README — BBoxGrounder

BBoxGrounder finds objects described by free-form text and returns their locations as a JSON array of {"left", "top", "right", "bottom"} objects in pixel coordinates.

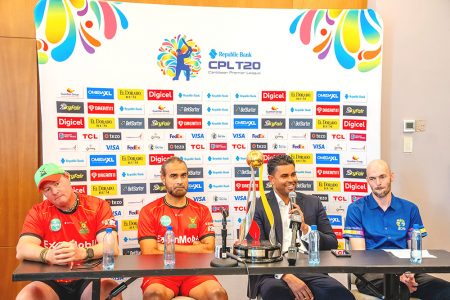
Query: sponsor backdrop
[{"left": 35, "top": 1, "right": 383, "bottom": 253}]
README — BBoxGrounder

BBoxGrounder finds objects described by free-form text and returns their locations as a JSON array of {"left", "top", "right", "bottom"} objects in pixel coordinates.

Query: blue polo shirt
[{"left": 344, "top": 193, "right": 427, "bottom": 250}]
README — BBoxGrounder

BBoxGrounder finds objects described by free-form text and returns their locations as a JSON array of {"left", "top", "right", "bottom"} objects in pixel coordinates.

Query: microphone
[
  {"left": 289, "top": 192, "right": 302, "bottom": 224},
  {"left": 210, "top": 208, "right": 238, "bottom": 267},
  {"left": 288, "top": 192, "right": 300, "bottom": 265}
]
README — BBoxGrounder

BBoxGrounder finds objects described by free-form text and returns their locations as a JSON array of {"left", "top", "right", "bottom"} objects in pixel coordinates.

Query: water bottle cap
[
  {"left": 311, "top": 225, "right": 317, "bottom": 230},
  {"left": 413, "top": 224, "right": 420, "bottom": 229},
  {"left": 106, "top": 227, "right": 112, "bottom": 233},
  {"left": 167, "top": 225, "right": 172, "bottom": 231}
]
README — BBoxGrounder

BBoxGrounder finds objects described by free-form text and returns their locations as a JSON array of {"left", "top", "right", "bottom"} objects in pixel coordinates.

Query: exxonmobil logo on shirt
[
  {"left": 43, "top": 240, "right": 97, "bottom": 249},
  {"left": 157, "top": 235, "right": 199, "bottom": 245},
  {"left": 343, "top": 181, "right": 368, "bottom": 192}
]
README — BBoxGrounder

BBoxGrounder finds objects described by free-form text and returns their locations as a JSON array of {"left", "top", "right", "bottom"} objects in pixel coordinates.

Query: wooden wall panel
[
  {"left": 294, "top": 0, "right": 367, "bottom": 8},
  {"left": 0, "top": 248, "right": 29, "bottom": 300},
  {"left": 0, "top": 0, "right": 36, "bottom": 38}
]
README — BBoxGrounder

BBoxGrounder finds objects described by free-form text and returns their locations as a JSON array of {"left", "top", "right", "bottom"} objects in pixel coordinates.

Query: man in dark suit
[{"left": 249, "top": 154, "right": 354, "bottom": 300}]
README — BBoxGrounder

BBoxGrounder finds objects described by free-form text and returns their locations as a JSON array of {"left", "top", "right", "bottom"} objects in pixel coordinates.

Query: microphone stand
[
  {"left": 211, "top": 209, "right": 238, "bottom": 267},
  {"left": 287, "top": 220, "right": 299, "bottom": 266}
]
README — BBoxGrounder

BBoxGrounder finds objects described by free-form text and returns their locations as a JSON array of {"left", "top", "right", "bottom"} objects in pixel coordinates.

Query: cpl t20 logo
[
  {"left": 157, "top": 34, "right": 201, "bottom": 81},
  {"left": 396, "top": 218, "right": 406, "bottom": 231}
]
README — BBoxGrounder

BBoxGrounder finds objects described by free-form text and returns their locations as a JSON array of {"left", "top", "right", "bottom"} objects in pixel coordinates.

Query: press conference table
[{"left": 12, "top": 250, "right": 450, "bottom": 300}]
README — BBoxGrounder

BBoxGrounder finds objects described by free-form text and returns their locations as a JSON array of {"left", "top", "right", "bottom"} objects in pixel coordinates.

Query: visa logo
[
  {"left": 327, "top": 215, "right": 343, "bottom": 226},
  {"left": 106, "top": 145, "right": 120, "bottom": 151},
  {"left": 232, "top": 133, "right": 246, "bottom": 139},
  {"left": 112, "top": 210, "right": 122, "bottom": 217},
  {"left": 191, "top": 133, "right": 205, "bottom": 139},
  {"left": 193, "top": 196, "right": 206, "bottom": 202},
  {"left": 313, "top": 144, "right": 325, "bottom": 150},
  {"left": 234, "top": 195, "right": 247, "bottom": 201}
]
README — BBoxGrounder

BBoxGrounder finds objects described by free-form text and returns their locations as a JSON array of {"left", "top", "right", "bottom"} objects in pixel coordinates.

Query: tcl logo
[
  {"left": 149, "top": 154, "right": 174, "bottom": 165},
  {"left": 343, "top": 119, "right": 367, "bottom": 130},
  {"left": 231, "top": 144, "right": 247, "bottom": 150},
  {"left": 331, "top": 134, "right": 345, "bottom": 140},
  {"left": 190, "top": 144, "right": 206, "bottom": 150},
  {"left": 82, "top": 134, "right": 99, "bottom": 140},
  {"left": 344, "top": 181, "right": 368, "bottom": 192},
  {"left": 57, "top": 117, "right": 84, "bottom": 129},
  {"left": 261, "top": 91, "right": 286, "bottom": 101},
  {"left": 147, "top": 89, "right": 173, "bottom": 100},
  {"left": 72, "top": 185, "right": 87, "bottom": 194},
  {"left": 233, "top": 206, "right": 247, "bottom": 212},
  {"left": 332, "top": 195, "right": 348, "bottom": 202}
]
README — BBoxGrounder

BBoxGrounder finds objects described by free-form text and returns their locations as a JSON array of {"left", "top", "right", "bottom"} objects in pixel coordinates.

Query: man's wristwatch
[{"left": 85, "top": 247, "right": 94, "bottom": 261}]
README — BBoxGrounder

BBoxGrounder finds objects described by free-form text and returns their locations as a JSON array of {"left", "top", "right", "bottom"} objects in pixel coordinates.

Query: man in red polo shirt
[
  {"left": 138, "top": 156, "right": 228, "bottom": 300},
  {"left": 16, "top": 163, "right": 122, "bottom": 300}
]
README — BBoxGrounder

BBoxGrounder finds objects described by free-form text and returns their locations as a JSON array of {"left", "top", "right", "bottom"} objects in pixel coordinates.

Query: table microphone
[
  {"left": 210, "top": 208, "right": 238, "bottom": 267},
  {"left": 288, "top": 191, "right": 301, "bottom": 266}
]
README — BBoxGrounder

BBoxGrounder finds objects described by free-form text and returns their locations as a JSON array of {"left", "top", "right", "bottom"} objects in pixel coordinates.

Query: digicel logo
[
  {"left": 147, "top": 89, "right": 173, "bottom": 100},
  {"left": 57, "top": 117, "right": 84, "bottom": 128},
  {"left": 149, "top": 154, "right": 174, "bottom": 165},
  {"left": 343, "top": 119, "right": 367, "bottom": 130},
  {"left": 235, "top": 180, "right": 260, "bottom": 191},
  {"left": 72, "top": 185, "right": 87, "bottom": 194},
  {"left": 316, "top": 105, "right": 340, "bottom": 116},
  {"left": 316, "top": 167, "right": 341, "bottom": 178},
  {"left": 90, "top": 169, "right": 117, "bottom": 181},
  {"left": 261, "top": 91, "right": 286, "bottom": 101},
  {"left": 344, "top": 181, "right": 368, "bottom": 192},
  {"left": 263, "top": 153, "right": 283, "bottom": 163}
]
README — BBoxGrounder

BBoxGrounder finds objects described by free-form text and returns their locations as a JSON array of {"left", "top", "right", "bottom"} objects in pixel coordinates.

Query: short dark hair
[
  {"left": 161, "top": 156, "right": 187, "bottom": 176},
  {"left": 267, "top": 154, "right": 295, "bottom": 176}
]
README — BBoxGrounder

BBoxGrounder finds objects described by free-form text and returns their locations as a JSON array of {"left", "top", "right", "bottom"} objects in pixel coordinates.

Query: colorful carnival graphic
[
  {"left": 34, "top": 0, "right": 128, "bottom": 64},
  {"left": 157, "top": 35, "right": 201, "bottom": 81},
  {"left": 290, "top": 9, "right": 382, "bottom": 72}
]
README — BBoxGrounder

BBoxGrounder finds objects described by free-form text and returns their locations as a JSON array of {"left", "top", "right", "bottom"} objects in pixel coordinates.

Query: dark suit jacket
[{"left": 248, "top": 190, "right": 338, "bottom": 298}]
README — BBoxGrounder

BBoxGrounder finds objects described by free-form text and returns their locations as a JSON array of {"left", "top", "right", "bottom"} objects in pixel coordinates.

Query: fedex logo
[
  {"left": 343, "top": 119, "right": 367, "bottom": 130},
  {"left": 149, "top": 154, "right": 174, "bottom": 165},
  {"left": 327, "top": 215, "right": 343, "bottom": 226},
  {"left": 344, "top": 181, "right": 368, "bottom": 192}
]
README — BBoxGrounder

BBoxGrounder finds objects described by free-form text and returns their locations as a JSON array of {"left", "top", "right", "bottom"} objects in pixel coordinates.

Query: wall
[{"left": 373, "top": 0, "right": 450, "bottom": 251}]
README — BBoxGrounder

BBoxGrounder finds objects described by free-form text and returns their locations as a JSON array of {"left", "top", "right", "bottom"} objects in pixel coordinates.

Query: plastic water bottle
[
  {"left": 410, "top": 224, "right": 422, "bottom": 264},
  {"left": 308, "top": 225, "right": 320, "bottom": 265},
  {"left": 102, "top": 227, "right": 115, "bottom": 270},
  {"left": 164, "top": 226, "right": 176, "bottom": 268}
]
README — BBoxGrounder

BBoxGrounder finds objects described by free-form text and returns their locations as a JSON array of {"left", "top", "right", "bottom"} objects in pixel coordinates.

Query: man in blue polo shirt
[{"left": 344, "top": 159, "right": 450, "bottom": 300}]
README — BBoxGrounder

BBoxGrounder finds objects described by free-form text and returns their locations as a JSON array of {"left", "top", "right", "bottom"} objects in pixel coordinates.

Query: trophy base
[{"left": 233, "top": 240, "right": 282, "bottom": 263}]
